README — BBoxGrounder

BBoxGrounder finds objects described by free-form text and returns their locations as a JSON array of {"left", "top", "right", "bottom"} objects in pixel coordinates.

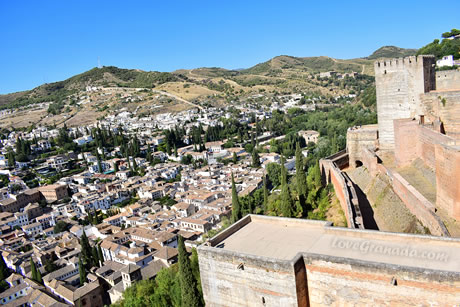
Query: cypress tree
[
  {"left": 7, "top": 151, "right": 15, "bottom": 168},
  {"left": 78, "top": 257, "right": 86, "bottom": 286},
  {"left": 280, "top": 156, "right": 294, "bottom": 217},
  {"left": 36, "top": 268, "right": 43, "bottom": 284},
  {"left": 178, "top": 236, "right": 201, "bottom": 307},
  {"left": 252, "top": 149, "right": 260, "bottom": 168},
  {"left": 0, "top": 255, "right": 8, "bottom": 280},
  {"left": 97, "top": 245, "right": 104, "bottom": 266},
  {"left": 295, "top": 142, "right": 307, "bottom": 200},
  {"left": 96, "top": 151, "right": 103, "bottom": 173},
  {"left": 263, "top": 176, "right": 269, "bottom": 213},
  {"left": 30, "top": 258, "right": 37, "bottom": 281},
  {"left": 92, "top": 246, "right": 99, "bottom": 267},
  {"left": 230, "top": 173, "right": 241, "bottom": 223},
  {"left": 79, "top": 231, "right": 92, "bottom": 265},
  {"left": 232, "top": 152, "right": 237, "bottom": 164}
]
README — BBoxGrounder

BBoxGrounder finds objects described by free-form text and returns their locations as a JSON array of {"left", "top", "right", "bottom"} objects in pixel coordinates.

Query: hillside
[
  {"left": 242, "top": 55, "right": 374, "bottom": 75},
  {"left": 367, "top": 46, "right": 417, "bottom": 60},
  {"left": 0, "top": 67, "right": 183, "bottom": 110},
  {"left": 0, "top": 45, "right": 416, "bottom": 129}
]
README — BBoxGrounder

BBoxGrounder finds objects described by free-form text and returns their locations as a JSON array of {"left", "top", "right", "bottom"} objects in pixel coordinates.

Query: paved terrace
[{"left": 210, "top": 215, "right": 460, "bottom": 273}]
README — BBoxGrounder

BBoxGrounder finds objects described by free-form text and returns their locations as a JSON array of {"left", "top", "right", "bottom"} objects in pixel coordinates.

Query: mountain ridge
[{"left": 0, "top": 46, "right": 416, "bottom": 109}]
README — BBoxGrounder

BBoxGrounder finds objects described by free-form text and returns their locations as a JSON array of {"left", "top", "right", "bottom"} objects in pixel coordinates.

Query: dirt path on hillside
[{"left": 152, "top": 89, "right": 203, "bottom": 110}]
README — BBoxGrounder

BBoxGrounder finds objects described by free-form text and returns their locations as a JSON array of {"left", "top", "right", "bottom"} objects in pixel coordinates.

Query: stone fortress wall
[
  {"left": 198, "top": 215, "right": 460, "bottom": 306},
  {"left": 347, "top": 56, "right": 460, "bottom": 226}
]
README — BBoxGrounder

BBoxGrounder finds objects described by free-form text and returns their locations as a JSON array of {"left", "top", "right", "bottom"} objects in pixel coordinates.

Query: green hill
[
  {"left": 367, "top": 46, "right": 417, "bottom": 60},
  {"left": 0, "top": 67, "right": 181, "bottom": 110}
]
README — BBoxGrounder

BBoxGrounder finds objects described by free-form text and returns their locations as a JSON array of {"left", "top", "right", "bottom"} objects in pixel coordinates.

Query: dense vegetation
[
  {"left": 417, "top": 29, "right": 460, "bottom": 60},
  {"left": 113, "top": 237, "right": 203, "bottom": 307}
]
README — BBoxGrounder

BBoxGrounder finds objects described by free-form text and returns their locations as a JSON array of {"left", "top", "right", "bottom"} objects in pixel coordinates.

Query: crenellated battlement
[{"left": 374, "top": 55, "right": 435, "bottom": 74}]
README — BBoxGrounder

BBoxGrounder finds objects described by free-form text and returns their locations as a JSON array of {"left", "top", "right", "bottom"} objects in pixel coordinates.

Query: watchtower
[{"left": 374, "top": 55, "right": 436, "bottom": 150}]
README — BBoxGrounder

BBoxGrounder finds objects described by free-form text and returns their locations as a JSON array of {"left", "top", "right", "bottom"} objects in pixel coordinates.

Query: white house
[{"left": 436, "top": 55, "right": 455, "bottom": 67}]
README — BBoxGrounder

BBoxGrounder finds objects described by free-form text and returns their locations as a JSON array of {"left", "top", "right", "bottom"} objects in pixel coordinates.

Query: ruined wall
[
  {"left": 303, "top": 255, "right": 460, "bottom": 306},
  {"left": 346, "top": 125, "right": 378, "bottom": 169},
  {"left": 375, "top": 56, "right": 436, "bottom": 151},
  {"left": 435, "top": 144, "right": 460, "bottom": 220},
  {"left": 197, "top": 247, "right": 301, "bottom": 307},
  {"left": 436, "top": 69, "right": 460, "bottom": 91}
]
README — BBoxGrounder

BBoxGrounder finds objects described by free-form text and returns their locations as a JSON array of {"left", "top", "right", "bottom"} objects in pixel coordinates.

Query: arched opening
[{"left": 355, "top": 160, "right": 363, "bottom": 168}]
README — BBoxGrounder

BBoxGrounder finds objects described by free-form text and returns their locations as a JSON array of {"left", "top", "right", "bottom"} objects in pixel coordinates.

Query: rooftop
[{"left": 208, "top": 215, "right": 460, "bottom": 273}]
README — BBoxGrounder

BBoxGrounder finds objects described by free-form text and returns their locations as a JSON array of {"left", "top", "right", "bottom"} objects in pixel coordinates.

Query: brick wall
[
  {"left": 198, "top": 247, "right": 300, "bottom": 307},
  {"left": 435, "top": 69, "right": 460, "bottom": 91},
  {"left": 320, "top": 158, "right": 353, "bottom": 228},
  {"left": 435, "top": 144, "right": 460, "bottom": 220},
  {"left": 304, "top": 256, "right": 460, "bottom": 306}
]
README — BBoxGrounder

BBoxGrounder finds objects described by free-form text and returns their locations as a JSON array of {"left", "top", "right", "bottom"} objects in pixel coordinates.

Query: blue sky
[{"left": 0, "top": 0, "right": 458, "bottom": 94}]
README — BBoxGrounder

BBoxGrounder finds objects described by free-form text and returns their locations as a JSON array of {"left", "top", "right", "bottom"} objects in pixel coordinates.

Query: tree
[
  {"left": 79, "top": 257, "right": 86, "bottom": 285},
  {"left": 92, "top": 246, "right": 100, "bottom": 267},
  {"left": 97, "top": 244, "right": 104, "bottom": 267},
  {"left": 251, "top": 149, "right": 260, "bottom": 168},
  {"left": 266, "top": 162, "right": 281, "bottom": 188},
  {"left": 79, "top": 231, "right": 92, "bottom": 266},
  {"left": 30, "top": 258, "right": 37, "bottom": 281},
  {"left": 230, "top": 173, "right": 241, "bottom": 223},
  {"left": 36, "top": 268, "right": 43, "bottom": 284},
  {"left": 7, "top": 151, "right": 15, "bottom": 168},
  {"left": 263, "top": 176, "right": 269, "bottom": 213},
  {"left": 295, "top": 142, "right": 307, "bottom": 200},
  {"left": 232, "top": 152, "right": 237, "bottom": 164},
  {"left": 53, "top": 221, "right": 69, "bottom": 233},
  {"left": 0, "top": 255, "right": 9, "bottom": 280},
  {"left": 178, "top": 236, "right": 201, "bottom": 307},
  {"left": 280, "top": 157, "right": 294, "bottom": 217},
  {"left": 96, "top": 151, "right": 103, "bottom": 173}
]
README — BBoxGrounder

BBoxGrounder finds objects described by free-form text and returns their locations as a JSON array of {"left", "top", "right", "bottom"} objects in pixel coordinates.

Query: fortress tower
[{"left": 374, "top": 55, "right": 436, "bottom": 150}]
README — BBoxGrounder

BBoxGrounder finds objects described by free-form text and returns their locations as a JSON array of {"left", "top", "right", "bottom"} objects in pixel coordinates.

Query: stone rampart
[
  {"left": 346, "top": 125, "right": 378, "bottom": 169},
  {"left": 393, "top": 118, "right": 460, "bottom": 221},
  {"left": 357, "top": 146, "right": 449, "bottom": 236},
  {"left": 435, "top": 144, "right": 460, "bottom": 220},
  {"left": 198, "top": 215, "right": 460, "bottom": 306},
  {"left": 436, "top": 69, "right": 460, "bottom": 91},
  {"left": 198, "top": 247, "right": 301, "bottom": 307},
  {"left": 320, "top": 152, "right": 363, "bottom": 229},
  {"left": 421, "top": 90, "right": 460, "bottom": 139},
  {"left": 304, "top": 254, "right": 460, "bottom": 306}
]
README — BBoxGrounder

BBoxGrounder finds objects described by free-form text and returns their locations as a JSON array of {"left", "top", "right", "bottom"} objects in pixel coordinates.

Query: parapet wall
[
  {"left": 420, "top": 90, "right": 460, "bottom": 139},
  {"left": 436, "top": 69, "right": 460, "bottom": 91},
  {"left": 346, "top": 125, "right": 378, "bottom": 169},
  {"left": 198, "top": 215, "right": 460, "bottom": 307},
  {"left": 198, "top": 247, "right": 301, "bottom": 307},
  {"left": 393, "top": 119, "right": 460, "bottom": 221},
  {"left": 304, "top": 254, "right": 460, "bottom": 306},
  {"left": 320, "top": 151, "right": 362, "bottom": 229},
  {"left": 435, "top": 144, "right": 460, "bottom": 220},
  {"left": 358, "top": 146, "right": 450, "bottom": 236}
]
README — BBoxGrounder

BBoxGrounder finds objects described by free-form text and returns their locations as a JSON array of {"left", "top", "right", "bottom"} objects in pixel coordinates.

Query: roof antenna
[{"left": 98, "top": 56, "right": 102, "bottom": 69}]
